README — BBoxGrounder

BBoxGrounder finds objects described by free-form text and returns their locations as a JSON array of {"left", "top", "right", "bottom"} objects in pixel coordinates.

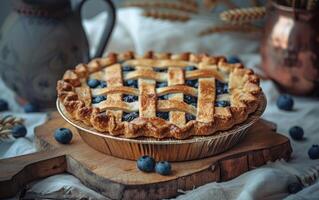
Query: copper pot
[{"left": 261, "top": 1, "right": 319, "bottom": 96}]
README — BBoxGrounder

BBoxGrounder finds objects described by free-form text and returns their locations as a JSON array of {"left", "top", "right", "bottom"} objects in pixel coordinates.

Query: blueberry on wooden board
[
  {"left": 155, "top": 161, "right": 172, "bottom": 175},
  {"left": 137, "top": 155, "right": 156, "bottom": 172},
  {"left": 54, "top": 128, "right": 73, "bottom": 144}
]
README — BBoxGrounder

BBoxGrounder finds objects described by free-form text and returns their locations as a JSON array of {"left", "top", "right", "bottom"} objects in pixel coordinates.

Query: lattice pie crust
[{"left": 57, "top": 52, "right": 262, "bottom": 139}]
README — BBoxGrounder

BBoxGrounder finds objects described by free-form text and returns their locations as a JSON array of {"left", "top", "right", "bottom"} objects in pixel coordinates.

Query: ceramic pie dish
[{"left": 56, "top": 51, "right": 265, "bottom": 161}]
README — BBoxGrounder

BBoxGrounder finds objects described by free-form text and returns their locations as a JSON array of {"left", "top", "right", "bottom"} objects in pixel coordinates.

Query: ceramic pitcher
[{"left": 0, "top": 0, "right": 115, "bottom": 109}]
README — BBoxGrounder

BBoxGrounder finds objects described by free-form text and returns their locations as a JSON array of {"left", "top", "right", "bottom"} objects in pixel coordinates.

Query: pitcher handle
[{"left": 79, "top": 0, "right": 116, "bottom": 58}]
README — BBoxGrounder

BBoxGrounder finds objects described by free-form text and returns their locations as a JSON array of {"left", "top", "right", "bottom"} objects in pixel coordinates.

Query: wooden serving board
[{"left": 0, "top": 112, "right": 292, "bottom": 200}]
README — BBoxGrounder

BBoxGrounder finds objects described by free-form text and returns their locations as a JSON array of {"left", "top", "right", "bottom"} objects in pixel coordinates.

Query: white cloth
[{"left": 1, "top": 8, "right": 319, "bottom": 200}]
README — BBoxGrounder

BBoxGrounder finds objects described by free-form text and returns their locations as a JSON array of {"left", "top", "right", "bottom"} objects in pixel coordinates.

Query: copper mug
[{"left": 261, "top": 1, "right": 319, "bottom": 96}]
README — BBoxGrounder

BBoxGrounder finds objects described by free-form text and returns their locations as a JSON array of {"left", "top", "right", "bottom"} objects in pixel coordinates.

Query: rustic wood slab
[{"left": 0, "top": 112, "right": 292, "bottom": 199}]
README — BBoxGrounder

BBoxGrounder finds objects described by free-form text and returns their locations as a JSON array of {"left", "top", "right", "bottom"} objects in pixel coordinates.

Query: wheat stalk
[
  {"left": 143, "top": 10, "right": 191, "bottom": 22},
  {"left": 0, "top": 115, "right": 24, "bottom": 140},
  {"left": 220, "top": 6, "right": 266, "bottom": 24},
  {"left": 124, "top": 0, "right": 198, "bottom": 13},
  {"left": 199, "top": 24, "right": 261, "bottom": 36}
]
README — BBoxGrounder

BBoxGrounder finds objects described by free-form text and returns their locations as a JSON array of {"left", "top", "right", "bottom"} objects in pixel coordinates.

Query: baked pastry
[{"left": 57, "top": 51, "right": 262, "bottom": 139}]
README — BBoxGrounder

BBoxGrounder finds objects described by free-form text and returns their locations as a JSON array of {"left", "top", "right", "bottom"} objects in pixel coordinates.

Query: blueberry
[
  {"left": 185, "top": 66, "right": 196, "bottom": 71},
  {"left": 153, "top": 68, "right": 167, "bottom": 73},
  {"left": 227, "top": 55, "right": 241, "bottom": 64},
  {"left": 277, "top": 94, "right": 294, "bottom": 111},
  {"left": 288, "top": 182, "right": 303, "bottom": 194},
  {"left": 122, "top": 112, "right": 139, "bottom": 122},
  {"left": 0, "top": 99, "right": 9, "bottom": 111},
  {"left": 215, "top": 101, "right": 230, "bottom": 107},
  {"left": 216, "top": 80, "right": 228, "bottom": 94},
  {"left": 158, "top": 94, "right": 169, "bottom": 100},
  {"left": 308, "top": 145, "right": 319, "bottom": 159},
  {"left": 123, "top": 94, "right": 138, "bottom": 102},
  {"left": 289, "top": 126, "right": 304, "bottom": 140},
  {"left": 122, "top": 65, "right": 135, "bottom": 72},
  {"left": 186, "top": 113, "right": 196, "bottom": 122},
  {"left": 24, "top": 103, "right": 39, "bottom": 113},
  {"left": 156, "top": 82, "right": 168, "bottom": 88},
  {"left": 155, "top": 161, "right": 172, "bottom": 175},
  {"left": 12, "top": 125, "right": 27, "bottom": 138},
  {"left": 184, "top": 95, "right": 197, "bottom": 107},
  {"left": 124, "top": 79, "right": 138, "bottom": 88},
  {"left": 156, "top": 112, "right": 169, "bottom": 120},
  {"left": 92, "top": 96, "right": 107, "bottom": 104},
  {"left": 98, "top": 81, "right": 107, "bottom": 88},
  {"left": 137, "top": 155, "right": 156, "bottom": 172},
  {"left": 87, "top": 79, "right": 100, "bottom": 88},
  {"left": 185, "top": 79, "right": 198, "bottom": 88},
  {"left": 54, "top": 128, "right": 73, "bottom": 144}
]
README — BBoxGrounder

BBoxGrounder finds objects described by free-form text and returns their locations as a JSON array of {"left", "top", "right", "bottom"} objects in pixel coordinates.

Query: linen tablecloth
[{"left": 1, "top": 8, "right": 319, "bottom": 200}]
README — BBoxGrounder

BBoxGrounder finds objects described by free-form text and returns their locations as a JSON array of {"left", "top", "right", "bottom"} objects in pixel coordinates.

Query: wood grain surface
[{"left": 0, "top": 112, "right": 292, "bottom": 199}]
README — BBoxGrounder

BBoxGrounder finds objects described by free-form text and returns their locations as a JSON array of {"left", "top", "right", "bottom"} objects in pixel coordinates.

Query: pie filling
[{"left": 88, "top": 65, "right": 231, "bottom": 122}]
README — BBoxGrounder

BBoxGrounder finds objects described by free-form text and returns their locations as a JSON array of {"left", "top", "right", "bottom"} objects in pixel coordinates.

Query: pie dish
[{"left": 57, "top": 51, "right": 262, "bottom": 139}]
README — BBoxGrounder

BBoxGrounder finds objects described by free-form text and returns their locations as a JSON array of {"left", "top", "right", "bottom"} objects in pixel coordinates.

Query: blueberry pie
[{"left": 57, "top": 51, "right": 262, "bottom": 139}]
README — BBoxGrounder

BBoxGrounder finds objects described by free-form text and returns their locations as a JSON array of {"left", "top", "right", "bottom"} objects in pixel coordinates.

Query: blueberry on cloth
[
  {"left": 87, "top": 79, "right": 100, "bottom": 88},
  {"left": 54, "top": 128, "right": 73, "bottom": 144},
  {"left": 155, "top": 161, "right": 172, "bottom": 175},
  {"left": 156, "top": 112, "right": 169, "bottom": 120},
  {"left": 24, "top": 103, "right": 39, "bottom": 113},
  {"left": 308, "top": 145, "right": 319, "bottom": 159},
  {"left": 215, "top": 101, "right": 230, "bottom": 107},
  {"left": 137, "top": 155, "right": 156, "bottom": 172},
  {"left": 277, "top": 94, "right": 294, "bottom": 111},
  {"left": 289, "top": 126, "right": 304, "bottom": 140},
  {"left": 227, "top": 55, "right": 241, "bottom": 64},
  {"left": 124, "top": 79, "right": 138, "bottom": 88},
  {"left": 185, "top": 79, "right": 198, "bottom": 88},
  {"left": 92, "top": 96, "right": 107, "bottom": 104},
  {"left": 186, "top": 113, "right": 196, "bottom": 122},
  {"left": 12, "top": 125, "right": 27, "bottom": 138},
  {"left": 288, "top": 182, "right": 303, "bottom": 194},
  {"left": 184, "top": 66, "right": 196, "bottom": 71},
  {"left": 123, "top": 94, "right": 138, "bottom": 103},
  {"left": 156, "top": 81, "right": 168, "bottom": 88},
  {"left": 122, "top": 112, "right": 139, "bottom": 122},
  {"left": 122, "top": 65, "right": 135, "bottom": 72},
  {"left": 0, "top": 99, "right": 9, "bottom": 111}
]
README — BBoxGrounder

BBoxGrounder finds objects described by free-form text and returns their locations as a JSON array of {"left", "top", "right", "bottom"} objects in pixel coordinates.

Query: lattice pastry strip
[{"left": 168, "top": 67, "right": 185, "bottom": 127}]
